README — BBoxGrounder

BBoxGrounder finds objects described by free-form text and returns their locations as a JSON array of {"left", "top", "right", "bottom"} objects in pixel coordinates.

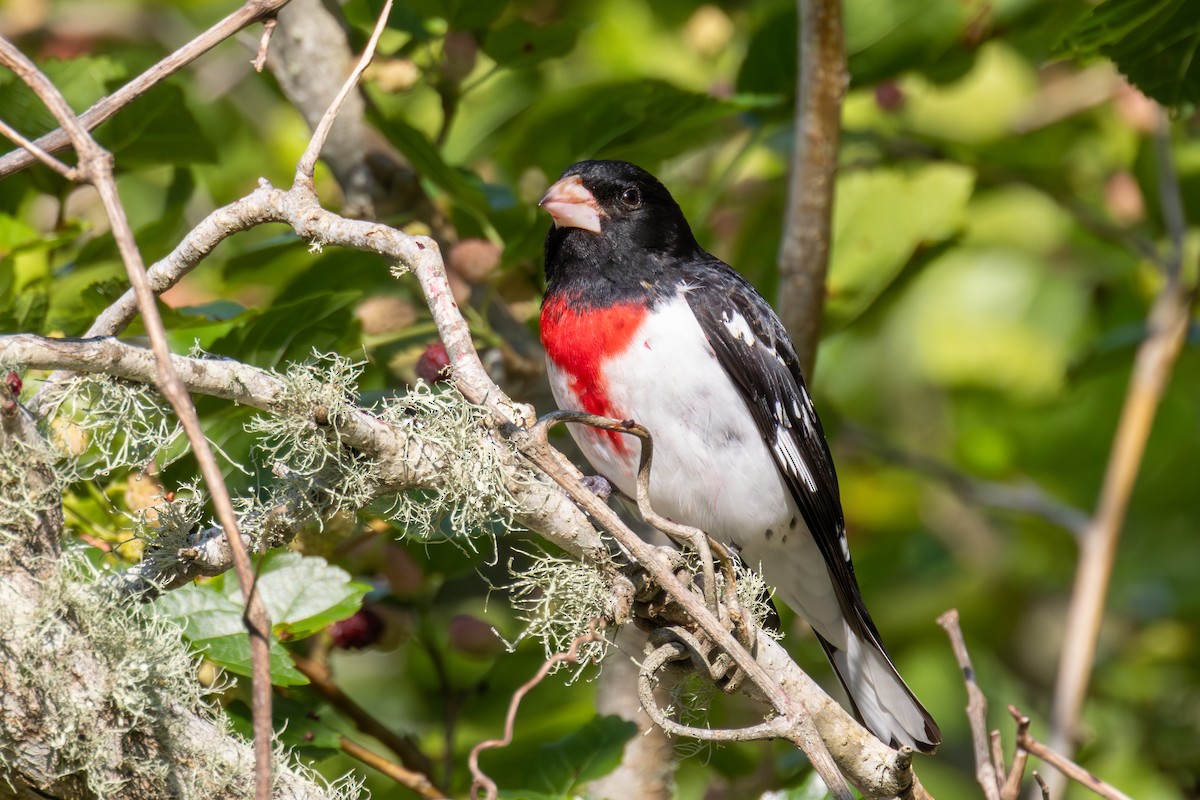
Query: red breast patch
[{"left": 540, "top": 294, "right": 648, "bottom": 455}]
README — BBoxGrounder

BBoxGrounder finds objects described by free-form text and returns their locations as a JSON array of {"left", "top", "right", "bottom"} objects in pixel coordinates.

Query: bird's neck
[{"left": 543, "top": 227, "right": 690, "bottom": 309}]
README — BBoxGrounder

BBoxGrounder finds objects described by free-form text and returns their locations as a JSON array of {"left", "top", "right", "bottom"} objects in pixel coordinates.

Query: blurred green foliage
[{"left": 2, "top": 0, "right": 1199, "bottom": 798}]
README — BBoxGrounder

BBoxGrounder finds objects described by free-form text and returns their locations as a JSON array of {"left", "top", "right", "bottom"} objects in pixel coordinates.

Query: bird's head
[{"left": 540, "top": 160, "right": 697, "bottom": 257}]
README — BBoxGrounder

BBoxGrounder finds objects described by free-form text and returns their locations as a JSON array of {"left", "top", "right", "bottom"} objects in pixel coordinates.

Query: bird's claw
[{"left": 581, "top": 474, "right": 613, "bottom": 500}]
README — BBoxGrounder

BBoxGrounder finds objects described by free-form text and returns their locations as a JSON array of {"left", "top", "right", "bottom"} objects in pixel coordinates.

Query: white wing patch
[
  {"left": 722, "top": 310, "right": 756, "bottom": 347},
  {"left": 773, "top": 426, "right": 817, "bottom": 494}
]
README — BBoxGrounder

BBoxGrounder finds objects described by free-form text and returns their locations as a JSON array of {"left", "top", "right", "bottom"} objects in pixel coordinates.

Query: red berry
[
  {"left": 329, "top": 607, "right": 385, "bottom": 649},
  {"left": 874, "top": 81, "right": 905, "bottom": 112},
  {"left": 416, "top": 342, "right": 451, "bottom": 383},
  {"left": 5, "top": 372, "right": 20, "bottom": 397}
]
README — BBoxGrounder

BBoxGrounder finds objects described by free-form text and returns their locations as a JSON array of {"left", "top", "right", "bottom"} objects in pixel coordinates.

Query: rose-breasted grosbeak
[{"left": 538, "top": 160, "right": 940, "bottom": 754}]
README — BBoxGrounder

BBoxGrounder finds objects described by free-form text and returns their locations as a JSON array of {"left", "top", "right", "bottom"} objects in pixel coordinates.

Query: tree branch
[
  {"left": 0, "top": 0, "right": 293, "bottom": 179},
  {"left": 0, "top": 34, "right": 278, "bottom": 798},
  {"left": 1046, "top": 107, "right": 1198, "bottom": 779},
  {"left": 777, "top": 0, "right": 847, "bottom": 376}
]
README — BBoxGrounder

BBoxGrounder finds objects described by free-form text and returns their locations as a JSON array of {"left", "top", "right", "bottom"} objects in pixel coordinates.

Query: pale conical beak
[{"left": 539, "top": 174, "right": 602, "bottom": 233}]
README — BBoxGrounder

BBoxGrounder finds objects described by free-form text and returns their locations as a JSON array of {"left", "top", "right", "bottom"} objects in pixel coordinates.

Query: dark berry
[
  {"left": 449, "top": 614, "right": 502, "bottom": 659},
  {"left": 5, "top": 372, "right": 20, "bottom": 397},
  {"left": 874, "top": 81, "right": 905, "bottom": 112},
  {"left": 329, "top": 607, "right": 385, "bottom": 649},
  {"left": 416, "top": 342, "right": 451, "bottom": 383}
]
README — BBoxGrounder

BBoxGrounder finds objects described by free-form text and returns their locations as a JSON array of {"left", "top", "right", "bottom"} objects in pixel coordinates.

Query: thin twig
[
  {"left": 293, "top": 0, "right": 393, "bottom": 185},
  {"left": 637, "top": 639, "right": 788, "bottom": 741},
  {"left": 252, "top": 17, "right": 279, "bottom": 72},
  {"left": 468, "top": 624, "right": 608, "bottom": 800},
  {"left": 777, "top": 0, "right": 847, "bottom": 376},
  {"left": 1047, "top": 106, "right": 1197, "bottom": 771},
  {"left": 0, "top": 36, "right": 275, "bottom": 800},
  {"left": 339, "top": 736, "right": 447, "bottom": 800},
  {"left": 1010, "top": 707, "right": 1135, "bottom": 800},
  {"left": 1001, "top": 711, "right": 1030, "bottom": 800},
  {"left": 0, "top": 117, "right": 78, "bottom": 179},
  {"left": 0, "top": 0, "right": 293, "bottom": 178},
  {"left": 937, "top": 610, "right": 1001, "bottom": 800},
  {"left": 292, "top": 654, "right": 436, "bottom": 780}
]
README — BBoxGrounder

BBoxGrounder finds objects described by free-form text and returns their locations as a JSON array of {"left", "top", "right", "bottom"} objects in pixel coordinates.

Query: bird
[{"left": 537, "top": 159, "right": 941, "bottom": 754}]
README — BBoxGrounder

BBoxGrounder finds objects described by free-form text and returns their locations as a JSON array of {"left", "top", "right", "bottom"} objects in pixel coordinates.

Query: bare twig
[
  {"left": 0, "top": 117, "right": 79, "bottom": 179},
  {"left": 937, "top": 610, "right": 1001, "bottom": 800},
  {"left": 0, "top": 36, "right": 275, "bottom": 799},
  {"left": 1010, "top": 707, "right": 1135, "bottom": 800},
  {"left": 1032, "top": 772, "right": 1050, "bottom": 800},
  {"left": 0, "top": 0, "right": 293, "bottom": 179},
  {"left": 469, "top": 624, "right": 608, "bottom": 800},
  {"left": 339, "top": 736, "right": 446, "bottom": 800},
  {"left": 292, "top": 654, "right": 435, "bottom": 782},
  {"left": 637, "top": 639, "right": 788, "bottom": 741},
  {"left": 1001, "top": 711, "right": 1030, "bottom": 800},
  {"left": 777, "top": 0, "right": 847, "bottom": 376},
  {"left": 1047, "top": 107, "right": 1198, "bottom": 773},
  {"left": 293, "top": 0, "right": 393, "bottom": 186},
  {"left": 252, "top": 17, "right": 279, "bottom": 72}
]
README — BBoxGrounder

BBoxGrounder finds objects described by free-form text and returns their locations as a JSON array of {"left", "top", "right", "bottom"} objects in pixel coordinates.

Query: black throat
[{"left": 543, "top": 221, "right": 700, "bottom": 310}]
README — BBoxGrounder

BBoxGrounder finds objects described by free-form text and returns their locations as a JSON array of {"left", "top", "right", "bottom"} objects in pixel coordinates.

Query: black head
[{"left": 540, "top": 161, "right": 700, "bottom": 293}]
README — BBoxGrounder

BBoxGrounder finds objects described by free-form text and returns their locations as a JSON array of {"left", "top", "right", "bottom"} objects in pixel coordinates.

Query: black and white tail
[{"left": 813, "top": 622, "right": 941, "bottom": 753}]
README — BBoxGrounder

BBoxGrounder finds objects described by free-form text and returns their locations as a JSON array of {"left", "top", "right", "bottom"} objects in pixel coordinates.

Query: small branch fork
[
  {"left": 0, "top": 0, "right": 295, "bottom": 179},
  {"left": 938, "top": 610, "right": 1135, "bottom": 800},
  {"left": 468, "top": 623, "right": 609, "bottom": 800}
]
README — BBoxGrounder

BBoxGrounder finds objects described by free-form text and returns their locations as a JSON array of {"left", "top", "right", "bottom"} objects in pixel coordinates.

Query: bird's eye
[{"left": 621, "top": 187, "right": 641, "bottom": 207}]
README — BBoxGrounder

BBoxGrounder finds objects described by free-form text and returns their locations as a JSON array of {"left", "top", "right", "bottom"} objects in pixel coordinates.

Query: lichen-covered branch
[{"left": 0, "top": 379, "right": 350, "bottom": 800}]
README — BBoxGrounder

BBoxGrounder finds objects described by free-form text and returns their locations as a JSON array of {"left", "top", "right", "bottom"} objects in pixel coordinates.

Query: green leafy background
[{"left": 3, "top": 0, "right": 1199, "bottom": 797}]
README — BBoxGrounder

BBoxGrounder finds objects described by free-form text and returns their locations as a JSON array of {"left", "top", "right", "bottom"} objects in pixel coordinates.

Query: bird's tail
[{"left": 814, "top": 626, "right": 941, "bottom": 754}]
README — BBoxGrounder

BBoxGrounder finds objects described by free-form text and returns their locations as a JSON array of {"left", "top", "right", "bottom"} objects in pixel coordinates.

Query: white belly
[{"left": 546, "top": 295, "right": 792, "bottom": 546}]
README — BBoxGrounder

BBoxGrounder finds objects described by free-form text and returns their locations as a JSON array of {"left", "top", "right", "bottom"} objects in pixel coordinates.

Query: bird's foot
[{"left": 580, "top": 474, "right": 613, "bottom": 500}]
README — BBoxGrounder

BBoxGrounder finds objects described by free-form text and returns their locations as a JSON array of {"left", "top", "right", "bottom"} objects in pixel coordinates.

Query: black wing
[{"left": 682, "top": 257, "right": 880, "bottom": 642}]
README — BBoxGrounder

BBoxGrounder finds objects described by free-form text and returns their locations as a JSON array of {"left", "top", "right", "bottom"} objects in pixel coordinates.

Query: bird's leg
[
  {"left": 530, "top": 409, "right": 723, "bottom": 616},
  {"left": 708, "top": 539, "right": 756, "bottom": 660}
]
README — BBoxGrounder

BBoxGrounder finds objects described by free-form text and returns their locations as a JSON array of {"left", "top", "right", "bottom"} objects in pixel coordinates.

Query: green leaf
[
  {"left": 1059, "top": 0, "right": 1200, "bottom": 110},
  {"left": 491, "top": 80, "right": 776, "bottom": 177},
  {"left": 827, "top": 163, "right": 976, "bottom": 328},
  {"left": 208, "top": 291, "right": 360, "bottom": 368},
  {"left": 98, "top": 83, "right": 218, "bottom": 166},
  {"left": 194, "top": 633, "right": 309, "bottom": 686},
  {"left": 0, "top": 55, "right": 126, "bottom": 137},
  {"left": 490, "top": 715, "right": 637, "bottom": 795},
  {"left": 218, "top": 551, "right": 371, "bottom": 640},
  {"left": 737, "top": 0, "right": 974, "bottom": 96},
  {"left": 481, "top": 17, "right": 579, "bottom": 68},
  {"left": 364, "top": 98, "right": 492, "bottom": 220},
  {"left": 154, "top": 583, "right": 309, "bottom": 686},
  {"left": 0, "top": 213, "right": 38, "bottom": 256}
]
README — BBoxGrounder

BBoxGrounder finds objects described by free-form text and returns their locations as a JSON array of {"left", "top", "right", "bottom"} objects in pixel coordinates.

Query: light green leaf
[
  {"left": 827, "top": 162, "right": 975, "bottom": 327},
  {"left": 216, "top": 551, "right": 372, "bottom": 639}
]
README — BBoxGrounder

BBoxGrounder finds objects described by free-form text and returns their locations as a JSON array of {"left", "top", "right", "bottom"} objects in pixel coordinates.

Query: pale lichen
[{"left": 504, "top": 548, "right": 612, "bottom": 680}]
